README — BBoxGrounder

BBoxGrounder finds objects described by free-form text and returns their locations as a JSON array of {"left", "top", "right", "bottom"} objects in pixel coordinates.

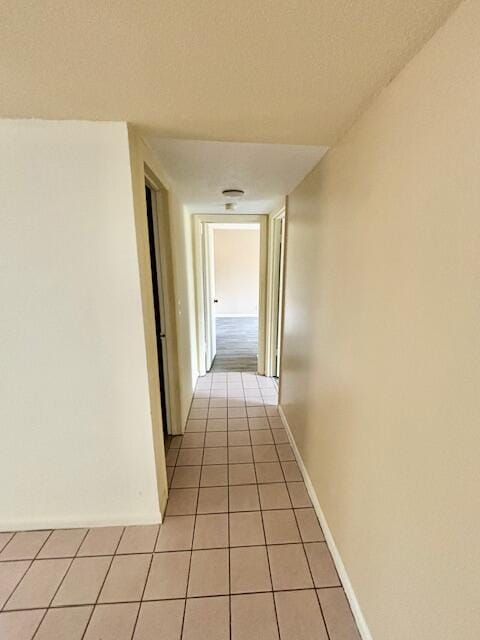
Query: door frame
[
  {"left": 193, "top": 214, "right": 268, "bottom": 376},
  {"left": 265, "top": 206, "right": 286, "bottom": 377}
]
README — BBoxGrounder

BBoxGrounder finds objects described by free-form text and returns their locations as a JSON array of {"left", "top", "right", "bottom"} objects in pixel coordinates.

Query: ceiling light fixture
[
  {"left": 222, "top": 189, "right": 245, "bottom": 198},
  {"left": 225, "top": 202, "right": 237, "bottom": 211}
]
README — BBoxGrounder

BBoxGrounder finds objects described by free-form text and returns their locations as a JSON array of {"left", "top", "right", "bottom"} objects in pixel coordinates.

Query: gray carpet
[{"left": 211, "top": 316, "right": 258, "bottom": 372}]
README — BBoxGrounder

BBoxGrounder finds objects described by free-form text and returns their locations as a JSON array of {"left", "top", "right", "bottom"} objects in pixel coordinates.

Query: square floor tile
[
  {"left": 176, "top": 448, "right": 204, "bottom": 466},
  {"left": 305, "top": 542, "right": 340, "bottom": 587},
  {"left": 202, "top": 447, "right": 228, "bottom": 465},
  {"left": 197, "top": 487, "right": 229, "bottom": 514},
  {"left": 165, "top": 489, "right": 198, "bottom": 516},
  {"left": 268, "top": 417, "right": 283, "bottom": 428},
  {"left": 5, "top": 558, "right": 70, "bottom": 610},
  {"left": 207, "top": 419, "right": 228, "bottom": 432},
  {"left": 228, "top": 446, "right": 253, "bottom": 463},
  {"left": 144, "top": 551, "right": 190, "bottom": 600},
  {"left": 276, "top": 444, "right": 295, "bottom": 461},
  {"left": 37, "top": 528, "right": 87, "bottom": 559},
  {"left": 171, "top": 466, "right": 201, "bottom": 488},
  {"left": 191, "top": 399, "right": 209, "bottom": 408},
  {"left": 200, "top": 465, "right": 228, "bottom": 487},
  {"left": 250, "top": 430, "right": 274, "bottom": 445},
  {"left": 228, "top": 431, "right": 251, "bottom": 446},
  {"left": 182, "top": 596, "right": 229, "bottom": 640},
  {"left": 248, "top": 417, "right": 270, "bottom": 429},
  {"left": 189, "top": 408, "right": 208, "bottom": 419},
  {"left": 253, "top": 445, "right": 279, "bottom": 462},
  {"left": 229, "top": 463, "right": 256, "bottom": 485},
  {"left": 117, "top": 525, "right": 159, "bottom": 554},
  {"left": 295, "top": 509, "right": 324, "bottom": 542},
  {"left": 0, "top": 561, "right": 30, "bottom": 608},
  {"left": 133, "top": 600, "right": 185, "bottom": 640},
  {"left": 167, "top": 466, "right": 174, "bottom": 487},
  {"left": 0, "top": 609, "right": 45, "bottom": 640},
  {"left": 0, "top": 531, "right": 51, "bottom": 561},
  {"left": 230, "top": 546, "right": 271, "bottom": 593},
  {"left": 229, "top": 511, "right": 265, "bottom": 547},
  {"left": 272, "top": 429, "right": 289, "bottom": 444},
  {"left": 258, "top": 483, "right": 291, "bottom": 510},
  {"left": 83, "top": 602, "right": 139, "bottom": 640},
  {"left": 99, "top": 554, "right": 151, "bottom": 603},
  {"left": 210, "top": 398, "right": 228, "bottom": 408},
  {"left": 266, "top": 406, "right": 280, "bottom": 417},
  {"left": 246, "top": 406, "right": 267, "bottom": 417},
  {"left": 268, "top": 544, "right": 313, "bottom": 590},
  {"left": 170, "top": 436, "right": 183, "bottom": 449},
  {"left": 255, "top": 462, "right": 284, "bottom": 483},
  {"left": 208, "top": 407, "right": 227, "bottom": 419},
  {"left": 287, "top": 483, "right": 311, "bottom": 508},
  {"left": 280, "top": 461, "right": 303, "bottom": 481},
  {"left": 228, "top": 408, "right": 247, "bottom": 418},
  {"left": 193, "top": 514, "right": 229, "bottom": 549},
  {"left": 228, "top": 418, "right": 249, "bottom": 431},
  {"left": 187, "top": 549, "right": 229, "bottom": 597},
  {"left": 166, "top": 447, "right": 179, "bottom": 466},
  {"left": 317, "top": 587, "right": 361, "bottom": 640},
  {"left": 205, "top": 432, "right": 228, "bottom": 447},
  {"left": 262, "top": 510, "right": 300, "bottom": 544},
  {"left": 186, "top": 419, "right": 207, "bottom": 432},
  {"left": 274, "top": 590, "right": 328, "bottom": 640},
  {"left": 231, "top": 593, "right": 279, "bottom": 640},
  {"left": 0, "top": 532, "right": 13, "bottom": 552},
  {"left": 228, "top": 485, "right": 260, "bottom": 512},
  {"left": 34, "top": 605, "right": 92, "bottom": 640},
  {"left": 53, "top": 556, "right": 111, "bottom": 606},
  {"left": 77, "top": 527, "right": 123, "bottom": 556},
  {"left": 181, "top": 433, "right": 205, "bottom": 448},
  {"left": 155, "top": 516, "right": 195, "bottom": 551}
]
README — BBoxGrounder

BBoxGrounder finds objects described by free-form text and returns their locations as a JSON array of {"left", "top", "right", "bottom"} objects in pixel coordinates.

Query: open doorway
[{"left": 211, "top": 223, "right": 260, "bottom": 371}]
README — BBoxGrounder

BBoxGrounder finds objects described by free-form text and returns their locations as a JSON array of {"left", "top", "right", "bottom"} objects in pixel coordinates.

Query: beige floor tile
[
  {"left": 5, "top": 558, "right": 70, "bottom": 610},
  {"left": 231, "top": 593, "right": 279, "bottom": 640},
  {"left": 196, "top": 487, "right": 229, "bottom": 514},
  {"left": 262, "top": 510, "right": 300, "bottom": 544},
  {"left": 209, "top": 398, "right": 228, "bottom": 408},
  {"left": 34, "top": 605, "right": 92, "bottom": 640},
  {"left": 0, "top": 609, "right": 45, "bottom": 640},
  {"left": 252, "top": 445, "right": 279, "bottom": 462},
  {"left": 200, "top": 465, "right": 228, "bottom": 487},
  {"left": 228, "top": 418, "right": 249, "bottom": 431},
  {"left": 191, "top": 399, "right": 209, "bottom": 408},
  {"left": 305, "top": 542, "right": 340, "bottom": 587},
  {"left": 228, "top": 485, "right": 260, "bottom": 512},
  {"left": 0, "top": 532, "right": 14, "bottom": 552},
  {"left": 172, "top": 466, "right": 201, "bottom": 488},
  {"left": 167, "top": 466, "right": 174, "bottom": 487},
  {"left": 274, "top": 590, "right": 328, "bottom": 640},
  {"left": 255, "top": 462, "right": 284, "bottom": 483},
  {"left": 186, "top": 419, "right": 207, "bottom": 432},
  {"left": 83, "top": 602, "right": 139, "bottom": 640},
  {"left": 286, "top": 483, "right": 311, "bottom": 508},
  {"left": 317, "top": 587, "right": 361, "bottom": 640},
  {"left": 280, "top": 461, "right": 303, "bottom": 481},
  {"left": 246, "top": 406, "right": 267, "bottom": 417},
  {"left": 230, "top": 546, "right": 271, "bottom": 593},
  {"left": 182, "top": 596, "right": 229, "bottom": 640},
  {"left": 117, "top": 525, "right": 159, "bottom": 554},
  {"left": 207, "top": 419, "right": 228, "bottom": 432},
  {"left": 170, "top": 436, "right": 183, "bottom": 449},
  {"left": 155, "top": 516, "right": 195, "bottom": 551},
  {"left": 99, "top": 554, "right": 151, "bottom": 603},
  {"left": 176, "top": 448, "right": 204, "bottom": 466},
  {"left": 276, "top": 444, "right": 295, "bottom": 461},
  {"left": 250, "top": 430, "right": 274, "bottom": 445},
  {"left": 189, "top": 408, "right": 208, "bottom": 420},
  {"left": 202, "top": 447, "right": 228, "bottom": 465},
  {"left": 205, "top": 432, "right": 228, "bottom": 447},
  {"left": 272, "top": 429, "right": 289, "bottom": 444},
  {"left": 228, "top": 431, "right": 251, "bottom": 446},
  {"left": 228, "top": 446, "right": 253, "bottom": 463},
  {"left": 193, "top": 514, "right": 229, "bottom": 549},
  {"left": 37, "top": 528, "right": 87, "bottom": 559},
  {"left": 53, "top": 556, "right": 111, "bottom": 606},
  {"left": 208, "top": 407, "right": 227, "bottom": 419},
  {"left": 166, "top": 448, "right": 179, "bottom": 466},
  {"left": 265, "top": 406, "right": 280, "bottom": 417},
  {"left": 228, "top": 408, "right": 247, "bottom": 418},
  {"left": 248, "top": 417, "right": 270, "bottom": 429},
  {"left": 143, "top": 551, "right": 190, "bottom": 600},
  {"left": 187, "top": 549, "right": 229, "bottom": 597},
  {"left": 258, "top": 483, "right": 291, "bottom": 510},
  {"left": 0, "top": 561, "right": 30, "bottom": 608},
  {"left": 229, "top": 511, "right": 265, "bottom": 547},
  {"left": 0, "top": 531, "right": 51, "bottom": 561},
  {"left": 165, "top": 489, "right": 198, "bottom": 516},
  {"left": 181, "top": 433, "right": 205, "bottom": 448},
  {"left": 133, "top": 600, "right": 184, "bottom": 640},
  {"left": 268, "top": 544, "right": 313, "bottom": 590},
  {"left": 229, "top": 463, "right": 256, "bottom": 485},
  {"left": 77, "top": 527, "right": 124, "bottom": 556},
  {"left": 295, "top": 509, "right": 324, "bottom": 542}
]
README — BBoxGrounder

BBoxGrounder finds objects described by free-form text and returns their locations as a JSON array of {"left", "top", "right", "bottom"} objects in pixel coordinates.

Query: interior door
[{"left": 203, "top": 224, "right": 217, "bottom": 370}]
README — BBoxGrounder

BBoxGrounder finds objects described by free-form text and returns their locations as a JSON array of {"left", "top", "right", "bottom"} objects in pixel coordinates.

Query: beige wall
[
  {"left": 281, "top": 2, "right": 480, "bottom": 639},
  {"left": 213, "top": 228, "right": 260, "bottom": 316}
]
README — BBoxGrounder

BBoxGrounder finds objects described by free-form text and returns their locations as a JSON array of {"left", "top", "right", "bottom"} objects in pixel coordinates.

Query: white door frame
[
  {"left": 193, "top": 214, "right": 268, "bottom": 376},
  {"left": 265, "top": 206, "right": 286, "bottom": 377}
]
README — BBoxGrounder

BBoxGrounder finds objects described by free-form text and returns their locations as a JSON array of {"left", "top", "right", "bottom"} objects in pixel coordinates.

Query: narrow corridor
[{"left": 0, "top": 373, "right": 359, "bottom": 639}]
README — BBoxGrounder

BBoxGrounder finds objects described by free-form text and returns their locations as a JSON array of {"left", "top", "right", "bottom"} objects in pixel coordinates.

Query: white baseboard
[
  {"left": 1, "top": 511, "right": 162, "bottom": 532},
  {"left": 278, "top": 405, "right": 373, "bottom": 640}
]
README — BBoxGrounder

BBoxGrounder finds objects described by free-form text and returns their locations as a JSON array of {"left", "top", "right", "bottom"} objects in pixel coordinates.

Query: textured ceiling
[{"left": 0, "top": 0, "right": 460, "bottom": 145}]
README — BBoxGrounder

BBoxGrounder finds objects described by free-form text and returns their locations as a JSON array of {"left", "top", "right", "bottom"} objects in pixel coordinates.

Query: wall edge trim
[
  {"left": 1, "top": 512, "right": 162, "bottom": 533},
  {"left": 278, "top": 404, "right": 373, "bottom": 640}
]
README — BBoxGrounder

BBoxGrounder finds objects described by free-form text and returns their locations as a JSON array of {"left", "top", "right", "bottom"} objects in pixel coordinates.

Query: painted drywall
[
  {"left": 280, "top": 1, "right": 480, "bottom": 639},
  {"left": 213, "top": 228, "right": 260, "bottom": 316},
  {"left": 0, "top": 120, "right": 160, "bottom": 530}
]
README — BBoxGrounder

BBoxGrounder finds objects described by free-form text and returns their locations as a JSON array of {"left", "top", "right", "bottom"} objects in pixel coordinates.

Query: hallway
[
  {"left": 0, "top": 372, "right": 359, "bottom": 639},
  {"left": 211, "top": 318, "right": 258, "bottom": 373}
]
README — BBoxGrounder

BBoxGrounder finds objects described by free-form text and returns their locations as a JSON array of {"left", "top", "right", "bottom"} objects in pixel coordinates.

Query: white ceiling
[{"left": 148, "top": 138, "right": 327, "bottom": 214}]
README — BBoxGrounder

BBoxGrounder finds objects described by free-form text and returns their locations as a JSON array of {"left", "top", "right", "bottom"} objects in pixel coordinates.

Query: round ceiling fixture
[{"left": 222, "top": 189, "right": 245, "bottom": 198}]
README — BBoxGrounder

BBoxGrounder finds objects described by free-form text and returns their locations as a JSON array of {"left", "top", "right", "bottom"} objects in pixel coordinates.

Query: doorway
[{"left": 145, "top": 183, "right": 170, "bottom": 440}]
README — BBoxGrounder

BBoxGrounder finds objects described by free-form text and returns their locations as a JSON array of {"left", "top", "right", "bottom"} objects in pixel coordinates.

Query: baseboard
[
  {"left": 1, "top": 511, "right": 162, "bottom": 533},
  {"left": 278, "top": 405, "right": 373, "bottom": 640}
]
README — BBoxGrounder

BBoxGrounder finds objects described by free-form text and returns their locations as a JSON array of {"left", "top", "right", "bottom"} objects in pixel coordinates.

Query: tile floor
[{"left": 0, "top": 372, "right": 360, "bottom": 639}]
